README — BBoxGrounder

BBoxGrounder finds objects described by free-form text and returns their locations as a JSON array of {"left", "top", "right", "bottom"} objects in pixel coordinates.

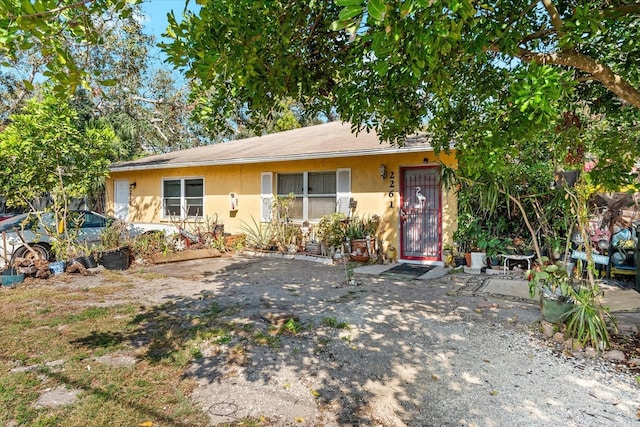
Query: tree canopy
[
  {"left": 160, "top": 0, "right": 639, "bottom": 147},
  {"left": 0, "top": 0, "right": 138, "bottom": 93},
  {"left": 2, "top": 1, "right": 639, "bottom": 176},
  {"left": 0, "top": 92, "right": 117, "bottom": 209}
]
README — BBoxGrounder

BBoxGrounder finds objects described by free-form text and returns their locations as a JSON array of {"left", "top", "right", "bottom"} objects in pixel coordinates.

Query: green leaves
[
  {"left": 0, "top": 0, "right": 141, "bottom": 93},
  {"left": 367, "top": 0, "right": 387, "bottom": 21},
  {"left": 0, "top": 92, "right": 117, "bottom": 207},
  {"left": 509, "top": 63, "right": 571, "bottom": 123},
  {"left": 338, "top": 5, "right": 363, "bottom": 21},
  {"left": 20, "top": 0, "right": 36, "bottom": 15},
  {"left": 331, "top": 0, "right": 364, "bottom": 32},
  {"left": 399, "top": 0, "right": 414, "bottom": 18}
]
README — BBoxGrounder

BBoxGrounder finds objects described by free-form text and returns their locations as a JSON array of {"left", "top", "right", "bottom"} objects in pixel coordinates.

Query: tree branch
[
  {"left": 518, "top": 27, "right": 555, "bottom": 45},
  {"left": 541, "top": 0, "right": 564, "bottom": 35},
  {"left": 132, "top": 96, "right": 165, "bottom": 104},
  {"left": 9, "top": 0, "right": 94, "bottom": 20},
  {"left": 152, "top": 123, "right": 168, "bottom": 142},
  {"left": 507, "top": 192, "right": 544, "bottom": 263},
  {"left": 487, "top": 45, "right": 640, "bottom": 109},
  {"left": 603, "top": 3, "right": 640, "bottom": 18}
]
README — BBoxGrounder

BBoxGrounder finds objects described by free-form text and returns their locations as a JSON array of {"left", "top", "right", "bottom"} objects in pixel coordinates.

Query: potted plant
[
  {"left": 96, "top": 219, "right": 131, "bottom": 270},
  {"left": 453, "top": 212, "right": 482, "bottom": 267},
  {"left": 345, "top": 217, "right": 369, "bottom": 262},
  {"left": 477, "top": 235, "right": 506, "bottom": 268},
  {"left": 316, "top": 212, "right": 348, "bottom": 257},
  {"left": 527, "top": 257, "right": 574, "bottom": 323}
]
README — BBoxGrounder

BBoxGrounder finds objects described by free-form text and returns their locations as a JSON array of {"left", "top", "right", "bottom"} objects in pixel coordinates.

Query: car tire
[{"left": 13, "top": 244, "right": 51, "bottom": 262}]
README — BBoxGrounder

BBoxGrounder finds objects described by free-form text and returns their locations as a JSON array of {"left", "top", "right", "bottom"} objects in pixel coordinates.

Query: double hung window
[
  {"left": 261, "top": 169, "right": 350, "bottom": 222},
  {"left": 162, "top": 178, "right": 204, "bottom": 219}
]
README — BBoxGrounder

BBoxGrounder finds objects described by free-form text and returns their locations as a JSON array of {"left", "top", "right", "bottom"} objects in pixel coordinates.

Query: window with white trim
[
  {"left": 274, "top": 170, "right": 349, "bottom": 222},
  {"left": 162, "top": 178, "right": 204, "bottom": 219}
]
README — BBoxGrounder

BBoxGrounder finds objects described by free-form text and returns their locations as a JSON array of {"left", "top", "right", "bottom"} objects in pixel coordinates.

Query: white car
[{"left": 0, "top": 210, "right": 179, "bottom": 267}]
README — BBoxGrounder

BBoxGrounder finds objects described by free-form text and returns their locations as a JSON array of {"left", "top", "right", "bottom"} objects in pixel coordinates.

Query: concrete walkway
[
  {"left": 354, "top": 262, "right": 640, "bottom": 314},
  {"left": 150, "top": 254, "right": 640, "bottom": 328}
]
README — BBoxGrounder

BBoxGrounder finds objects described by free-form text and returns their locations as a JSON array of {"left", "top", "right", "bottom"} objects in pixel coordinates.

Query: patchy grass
[
  {"left": 129, "top": 268, "right": 168, "bottom": 281},
  {"left": 278, "top": 318, "right": 303, "bottom": 335},
  {"left": 216, "top": 416, "right": 275, "bottom": 426},
  {"left": 0, "top": 284, "right": 209, "bottom": 427},
  {"left": 101, "top": 269, "right": 136, "bottom": 284},
  {"left": 322, "top": 317, "right": 350, "bottom": 329},
  {"left": 252, "top": 332, "right": 282, "bottom": 349},
  {"left": 0, "top": 270, "right": 341, "bottom": 426}
]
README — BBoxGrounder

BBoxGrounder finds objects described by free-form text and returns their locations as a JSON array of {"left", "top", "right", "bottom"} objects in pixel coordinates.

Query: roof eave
[{"left": 110, "top": 146, "right": 435, "bottom": 173}]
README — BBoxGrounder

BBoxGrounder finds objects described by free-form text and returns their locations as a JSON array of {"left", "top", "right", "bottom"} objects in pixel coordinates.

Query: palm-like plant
[
  {"left": 565, "top": 284, "right": 617, "bottom": 350},
  {"left": 239, "top": 216, "right": 273, "bottom": 250}
]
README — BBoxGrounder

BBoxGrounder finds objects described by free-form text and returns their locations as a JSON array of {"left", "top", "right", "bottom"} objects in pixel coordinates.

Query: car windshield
[
  {"left": 0, "top": 210, "right": 114, "bottom": 234},
  {"left": 0, "top": 213, "right": 31, "bottom": 232},
  {"left": 0, "top": 212, "right": 53, "bottom": 233}
]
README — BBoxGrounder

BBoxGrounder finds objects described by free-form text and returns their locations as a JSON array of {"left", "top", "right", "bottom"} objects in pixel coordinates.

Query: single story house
[{"left": 106, "top": 121, "right": 458, "bottom": 264}]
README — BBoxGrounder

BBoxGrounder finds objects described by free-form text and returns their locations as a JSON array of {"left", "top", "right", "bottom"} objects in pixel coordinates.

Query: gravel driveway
[{"left": 77, "top": 255, "right": 640, "bottom": 426}]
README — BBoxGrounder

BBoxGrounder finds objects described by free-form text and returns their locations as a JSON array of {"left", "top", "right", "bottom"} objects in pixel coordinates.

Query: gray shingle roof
[{"left": 110, "top": 121, "right": 433, "bottom": 172}]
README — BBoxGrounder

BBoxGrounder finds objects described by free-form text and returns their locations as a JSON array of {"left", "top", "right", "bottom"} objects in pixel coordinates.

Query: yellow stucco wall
[{"left": 106, "top": 150, "right": 458, "bottom": 257}]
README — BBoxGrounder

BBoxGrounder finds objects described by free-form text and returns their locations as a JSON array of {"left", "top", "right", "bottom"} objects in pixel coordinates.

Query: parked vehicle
[
  {"left": 0, "top": 210, "right": 179, "bottom": 267},
  {"left": 0, "top": 214, "right": 16, "bottom": 222}
]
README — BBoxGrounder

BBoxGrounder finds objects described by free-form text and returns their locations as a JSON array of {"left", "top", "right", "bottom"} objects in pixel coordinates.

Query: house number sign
[{"left": 388, "top": 171, "right": 395, "bottom": 208}]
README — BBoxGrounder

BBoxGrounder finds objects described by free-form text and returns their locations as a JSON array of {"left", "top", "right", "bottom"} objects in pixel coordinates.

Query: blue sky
[
  {"left": 140, "top": 0, "right": 189, "bottom": 43},
  {"left": 139, "top": 1, "right": 197, "bottom": 79}
]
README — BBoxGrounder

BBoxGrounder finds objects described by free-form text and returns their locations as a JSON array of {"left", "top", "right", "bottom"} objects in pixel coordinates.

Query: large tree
[
  {"left": 0, "top": 1, "right": 214, "bottom": 158},
  {"left": 0, "top": 0, "right": 138, "bottom": 94},
  {"left": 0, "top": 91, "right": 117, "bottom": 254},
  {"left": 3, "top": 1, "right": 639, "bottom": 168},
  {"left": 0, "top": 92, "right": 117, "bottom": 209},
  {"left": 160, "top": 0, "right": 347, "bottom": 137},
  {"left": 160, "top": 0, "right": 639, "bottom": 147},
  {"left": 3, "top": 2, "right": 639, "bottom": 135}
]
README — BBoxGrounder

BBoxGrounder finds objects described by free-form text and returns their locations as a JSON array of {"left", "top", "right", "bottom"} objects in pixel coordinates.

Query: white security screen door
[{"left": 114, "top": 180, "right": 130, "bottom": 221}]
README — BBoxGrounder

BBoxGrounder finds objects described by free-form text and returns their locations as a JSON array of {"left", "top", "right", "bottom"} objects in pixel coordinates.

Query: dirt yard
[{"left": 6, "top": 254, "right": 640, "bottom": 426}]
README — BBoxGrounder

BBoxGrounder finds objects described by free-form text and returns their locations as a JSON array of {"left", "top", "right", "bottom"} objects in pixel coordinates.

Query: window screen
[
  {"left": 275, "top": 171, "right": 342, "bottom": 222},
  {"left": 277, "top": 173, "right": 303, "bottom": 195},
  {"left": 162, "top": 178, "right": 204, "bottom": 218},
  {"left": 308, "top": 172, "right": 336, "bottom": 195}
]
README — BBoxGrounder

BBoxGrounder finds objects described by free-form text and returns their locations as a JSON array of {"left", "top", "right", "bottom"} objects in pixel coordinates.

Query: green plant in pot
[
  {"left": 96, "top": 220, "right": 132, "bottom": 270},
  {"left": 477, "top": 235, "right": 505, "bottom": 267},
  {"left": 344, "top": 219, "right": 366, "bottom": 240},
  {"left": 564, "top": 282, "right": 617, "bottom": 350},
  {"left": 528, "top": 257, "right": 572, "bottom": 299},
  {"left": 99, "top": 219, "right": 130, "bottom": 250},
  {"left": 345, "top": 215, "right": 378, "bottom": 262},
  {"left": 527, "top": 257, "right": 574, "bottom": 323},
  {"left": 528, "top": 258, "right": 617, "bottom": 348},
  {"left": 316, "top": 212, "right": 348, "bottom": 254},
  {"left": 452, "top": 212, "right": 480, "bottom": 254}
]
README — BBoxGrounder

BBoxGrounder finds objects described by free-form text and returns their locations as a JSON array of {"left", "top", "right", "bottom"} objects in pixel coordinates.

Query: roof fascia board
[{"left": 110, "top": 146, "right": 434, "bottom": 172}]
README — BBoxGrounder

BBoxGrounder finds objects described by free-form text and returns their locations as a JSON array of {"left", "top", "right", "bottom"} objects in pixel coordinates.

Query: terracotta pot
[{"left": 350, "top": 239, "right": 370, "bottom": 262}]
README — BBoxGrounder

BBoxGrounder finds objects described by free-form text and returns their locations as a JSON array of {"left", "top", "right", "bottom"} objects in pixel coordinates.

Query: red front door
[{"left": 399, "top": 166, "right": 442, "bottom": 261}]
